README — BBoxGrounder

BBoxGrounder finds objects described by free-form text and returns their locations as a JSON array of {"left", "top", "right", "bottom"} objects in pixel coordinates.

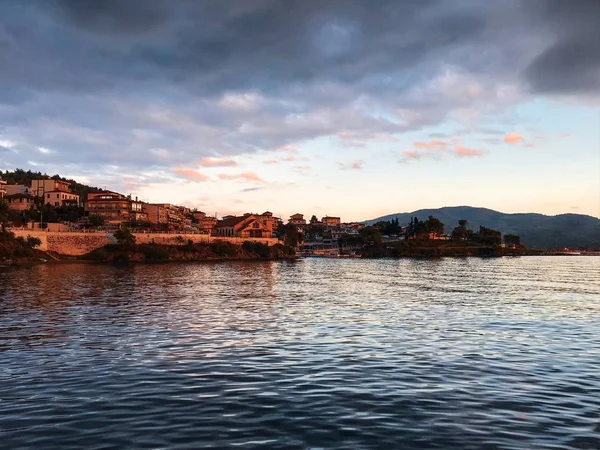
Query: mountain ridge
[{"left": 364, "top": 206, "right": 600, "bottom": 249}]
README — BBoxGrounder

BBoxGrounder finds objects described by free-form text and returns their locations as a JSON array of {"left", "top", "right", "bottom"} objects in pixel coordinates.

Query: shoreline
[{"left": 3, "top": 252, "right": 597, "bottom": 270}]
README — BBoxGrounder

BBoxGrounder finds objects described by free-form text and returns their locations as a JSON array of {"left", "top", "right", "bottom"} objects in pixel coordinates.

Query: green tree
[
  {"left": 283, "top": 223, "right": 302, "bottom": 247},
  {"left": 425, "top": 215, "right": 444, "bottom": 237},
  {"left": 503, "top": 234, "right": 521, "bottom": 248},
  {"left": 476, "top": 226, "right": 502, "bottom": 246},
  {"left": 89, "top": 215, "right": 105, "bottom": 227},
  {"left": 452, "top": 219, "right": 471, "bottom": 240},
  {"left": 114, "top": 226, "right": 136, "bottom": 249},
  {"left": 26, "top": 235, "right": 42, "bottom": 249},
  {"left": 359, "top": 226, "right": 383, "bottom": 247}
]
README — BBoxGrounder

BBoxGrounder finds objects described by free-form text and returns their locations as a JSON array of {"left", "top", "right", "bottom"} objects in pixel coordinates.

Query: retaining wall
[{"left": 10, "top": 230, "right": 279, "bottom": 256}]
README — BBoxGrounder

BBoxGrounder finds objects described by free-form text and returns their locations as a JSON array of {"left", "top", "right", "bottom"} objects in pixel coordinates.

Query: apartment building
[{"left": 31, "top": 179, "right": 80, "bottom": 207}]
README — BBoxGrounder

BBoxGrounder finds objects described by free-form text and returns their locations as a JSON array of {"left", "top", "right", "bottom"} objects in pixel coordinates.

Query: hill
[
  {"left": 364, "top": 206, "right": 600, "bottom": 249},
  {"left": 0, "top": 168, "right": 101, "bottom": 201}
]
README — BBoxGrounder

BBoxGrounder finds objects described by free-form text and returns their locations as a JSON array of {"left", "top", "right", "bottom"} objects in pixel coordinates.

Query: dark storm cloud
[
  {"left": 523, "top": 0, "right": 600, "bottom": 94},
  {"left": 0, "top": 0, "right": 597, "bottom": 179}
]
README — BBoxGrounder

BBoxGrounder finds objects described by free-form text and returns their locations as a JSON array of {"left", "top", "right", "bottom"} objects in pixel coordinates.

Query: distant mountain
[{"left": 364, "top": 206, "right": 600, "bottom": 249}]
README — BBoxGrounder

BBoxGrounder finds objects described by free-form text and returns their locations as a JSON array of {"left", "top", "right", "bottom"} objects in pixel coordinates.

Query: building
[
  {"left": 85, "top": 191, "right": 142, "bottom": 224},
  {"left": 5, "top": 193, "right": 36, "bottom": 211},
  {"left": 5, "top": 184, "right": 31, "bottom": 196},
  {"left": 144, "top": 203, "right": 187, "bottom": 229},
  {"left": 322, "top": 216, "right": 341, "bottom": 227},
  {"left": 288, "top": 213, "right": 306, "bottom": 226},
  {"left": 144, "top": 203, "right": 168, "bottom": 225},
  {"left": 130, "top": 198, "right": 148, "bottom": 223},
  {"left": 31, "top": 179, "right": 80, "bottom": 207},
  {"left": 0, "top": 179, "right": 6, "bottom": 199},
  {"left": 199, "top": 216, "right": 218, "bottom": 233},
  {"left": 213, "top": 212, "right": 278, "bottom": 238}
]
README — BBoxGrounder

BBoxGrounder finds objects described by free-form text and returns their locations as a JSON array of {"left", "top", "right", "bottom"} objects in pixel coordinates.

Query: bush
[
  {"left": 242, "top": 241, "right": 271, "bottom": 259},
  {"left": 26, "top": 235, "right": 42, "bottom": 249},
  {"left": 88, "top": 215, "right": 105, "bottom": 227},
  {"left": 138, "top": 244, "right": 169, "bottom": 261},
  {"left": 210, "top": 241, "right": 238, "bottom": 257},
  {"left": 114, "top": 227, "right": 136, "bottom": 249}
]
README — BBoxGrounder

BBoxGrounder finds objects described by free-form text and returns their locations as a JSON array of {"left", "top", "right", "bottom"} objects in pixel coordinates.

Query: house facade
[
  {"left": 85, "top": 191, "right": 134, "bottom": 224},
  {"left": 213, "top": 212, "right": 278, "bottom": 238},
  {"left": 31, "top": 179, "right": 80, "bottom": 207},
  {"left": 289, "top": 213, "right": 306, "bottom": 226},
  {"left": 322, "top": 216, "right": 341, "bottom": 227},
  {"left": 5, "top": 193, "right": 36, "bottom": 211},
  {"left": 0, "top": 179, "right": 6, "bottom": 199}
]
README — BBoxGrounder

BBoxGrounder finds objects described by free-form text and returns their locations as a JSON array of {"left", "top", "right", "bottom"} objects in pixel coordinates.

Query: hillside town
[{"left": 0, "top": 175, "right": 367, "bottom": 253}]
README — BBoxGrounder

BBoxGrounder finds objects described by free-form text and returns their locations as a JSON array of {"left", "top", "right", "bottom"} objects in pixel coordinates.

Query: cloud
[
  {"left": 197, "top": 157, "right": 238, "bottom": 167},
  {"left": 240, "top": 187, "right": 263, "bottom": 192},
  {"left": 218, "top": 172, "right": 265, "bottom": 183},
  {"left": 413, "top": 139, "right": 448, "bottom": 149},
  {"left": 402, "top": 150, "right": 421, "bottom": 159},
  {"left": 339, "top": 160, "right": 363, "bottom": 170},
  {"left": 172, "top": 167, "right": 208, "bottom": 181},
  {"left": 455, "top": 145, "right": 484, "bottom": 157},
  {"left": 504, "top": 132, "right": 524, "bottom": 144},
  {"left": 0, "top": 0, "right": 597, "bottom": 182}
]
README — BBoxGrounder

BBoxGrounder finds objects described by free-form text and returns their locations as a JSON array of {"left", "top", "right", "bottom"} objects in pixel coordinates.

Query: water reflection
[{"left": 0, "top": 257, "right": 599, "bottom": 449}]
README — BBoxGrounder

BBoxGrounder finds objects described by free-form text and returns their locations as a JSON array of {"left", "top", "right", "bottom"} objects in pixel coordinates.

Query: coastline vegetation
[{"left": 80, "top": 227, "right": 296, "bottom": 263}]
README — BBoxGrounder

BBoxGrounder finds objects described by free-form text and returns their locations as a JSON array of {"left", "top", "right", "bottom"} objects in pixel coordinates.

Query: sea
[{"left": 1, "top": 256, "right": 599, "bottom": 449}]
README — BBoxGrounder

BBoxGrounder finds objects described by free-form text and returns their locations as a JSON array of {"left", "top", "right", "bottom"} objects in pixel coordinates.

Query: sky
[{"left": 0, "top": 0, "right": 598, "bottom": 221}]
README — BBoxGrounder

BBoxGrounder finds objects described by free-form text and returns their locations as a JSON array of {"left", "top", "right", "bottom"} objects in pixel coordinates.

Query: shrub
[
  {"left": 26, "top": 235, "right": 42, "bottom": 249},
  {"left": 138, "top": 244, "right": 169, "bottom": 261},
  {"left": 242, "top": 241, "right": 271, "bottom": 259},
  {"left": 114, "top": 227, "right": 136, "bottom": 249},
  {"left": 210, "top": 241, "right": 238, "bottom": 257}
]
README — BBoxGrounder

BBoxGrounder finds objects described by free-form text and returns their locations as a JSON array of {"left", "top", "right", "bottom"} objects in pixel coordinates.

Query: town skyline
[{"left": 0, "top": 1, "right": 598, "bottom": 221}]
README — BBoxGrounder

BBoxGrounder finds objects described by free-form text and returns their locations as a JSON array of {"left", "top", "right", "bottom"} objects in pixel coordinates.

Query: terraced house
[{"left": 213, "top": 212, "right": 278, "bottom": 238}]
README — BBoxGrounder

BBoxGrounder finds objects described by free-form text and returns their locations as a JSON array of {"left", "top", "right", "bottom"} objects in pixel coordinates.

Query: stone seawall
[{"left": 10, "top": 230, "right": 279, "bottom": 256}]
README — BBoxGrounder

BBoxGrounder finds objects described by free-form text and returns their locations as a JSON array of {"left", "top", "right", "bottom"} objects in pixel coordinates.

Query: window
[{"left": 47, "top": 194, "right": 50, "bottom": 199}]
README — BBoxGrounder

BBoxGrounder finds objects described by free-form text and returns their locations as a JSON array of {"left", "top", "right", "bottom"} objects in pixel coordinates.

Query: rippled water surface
[{"left": 1, "top": 257, "right": 599, "bottom": 449}]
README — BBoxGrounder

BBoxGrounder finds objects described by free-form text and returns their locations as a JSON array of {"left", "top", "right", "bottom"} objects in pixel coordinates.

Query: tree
[
  {"left": 425, "top": 216, "right": 444, "bottom": 237},
  {"left": 26, "top": 235, "right": 42, "bottom": 249},
  {"left": 476, "top": 226, "right": 502, "bottom": 246},
  {"left": 359, "top": 226, "right": 383, "bottom": 248},
  {"left": 89, "top": 215, "right": 105, "bottom": 227},
  {"left": 114, "top": 226, "right": 136, "bottom": 249},
  {"left": 503, "top": 233, "right": 521, "bottom": 248},
  {"left": 310, "top": 215, "right": 319, "bottom": 224},
  {"left": 452, "top": 219, "right": 471, "bottom": 241}
]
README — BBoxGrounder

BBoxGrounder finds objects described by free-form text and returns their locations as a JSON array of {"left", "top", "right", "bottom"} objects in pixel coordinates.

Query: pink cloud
[
  {"left": 217, "top": 171, "right": 265, "bottom": 183},
  {"left": 263, "top": 158, "right": 279, "bottom": 165},
  {"left": 455, "top": 145, "right": 484, "bottom": 157},
  {"left": 403, "top": 150, "right": 421, "bottom": 159},
  {"left": 197, "top": 157, "right": 238, "bottom": 167},
  {"left": 172, "top": 168, "right": 209, "bottom": 181},
  {"left": 340, "top": 160, "right": 363, "bottom": 170},
  {"left": 414, "top": 139, "right": 448, "bottom": 149},
  {"left": 504, "top": 132, "right": 523, "bottom": 144}
]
